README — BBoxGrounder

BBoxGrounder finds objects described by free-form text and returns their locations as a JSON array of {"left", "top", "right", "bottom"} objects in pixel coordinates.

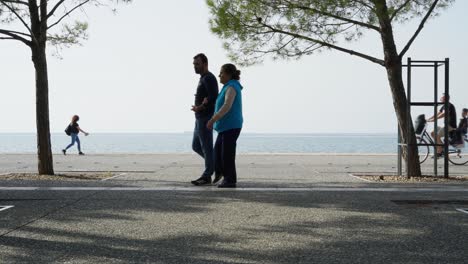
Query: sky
[{"left": 0, "top": 1, "right": 467, "bottom": 134}]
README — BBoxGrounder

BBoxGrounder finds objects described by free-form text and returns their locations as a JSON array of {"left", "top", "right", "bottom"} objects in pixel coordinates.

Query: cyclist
[{"left": 427, "top": 94, "right": 457, "bottom": 156}]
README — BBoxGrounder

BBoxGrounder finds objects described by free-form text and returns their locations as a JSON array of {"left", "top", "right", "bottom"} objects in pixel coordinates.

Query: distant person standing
[
  {"left": 207, "top": 63, "right": 243, "bottom": 188},
  {"left": 63, "top": 115, "right": 89, "bottom": 155},
  {"left": 190, "top": 53, "right": 219, "bottom": 186},
  {"left": 453, "top": 108, "right": 468, "bottom": 144},
  {"left": 458, "top": 108, "right": 468, "bottom": 134}
]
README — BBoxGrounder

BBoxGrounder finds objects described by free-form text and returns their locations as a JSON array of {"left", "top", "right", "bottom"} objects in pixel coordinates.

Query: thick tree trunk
[
  {"left": 32, "top": 44, "right": 54, "bottom": 175},
  {"left": 376, "top": 0, "right": 422, "bottom": 176},
  {"left": 385, "top": 62, "right": 422, "bottom": 176}
]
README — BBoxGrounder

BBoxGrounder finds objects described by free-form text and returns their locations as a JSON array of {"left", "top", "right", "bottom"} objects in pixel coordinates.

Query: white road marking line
[
  {"left": 348, "top": 173, "right": 373, "bottom": 182},
  {"left": 456, "top": 208, "right": 468, "bottom": 215},
  {"left": 101, "top": 173, "right": 127, "bottom": 181},
  {"left": 0, "top": 205, "right": 14, "bottom": 212},
  {"left": 0, "top": 187, "right": 466, "bottom": 192}
]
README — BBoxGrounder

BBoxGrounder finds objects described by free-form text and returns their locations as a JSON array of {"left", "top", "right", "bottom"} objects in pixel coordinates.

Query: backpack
[
  {"left": 414, "top": 114, "right": 426, "bottom": 135},
  {"left": 65, "top": 124, "right": 72, "bottom": 136}
]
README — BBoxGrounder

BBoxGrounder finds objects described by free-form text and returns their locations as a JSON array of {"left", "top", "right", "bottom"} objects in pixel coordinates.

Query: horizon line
[{"left": 0, "top": 131, "right": 398, "bottom": 135}]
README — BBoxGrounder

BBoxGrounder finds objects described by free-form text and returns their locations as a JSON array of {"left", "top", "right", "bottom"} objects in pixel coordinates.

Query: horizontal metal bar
[
  {"left": 408, "top": 60, "right": 447, "bottom": 63},
  {"left": 410, "top": 102, "right": 444, "bottom": 106},
  {"left": 402, "top": 64, "right": 443, "bottom": 68},
  {"left": 399, "top": 143, "right": 445, "bottom": 147},
  {"left": 415, "top": 143, "right": 446, "bottom": 147}
]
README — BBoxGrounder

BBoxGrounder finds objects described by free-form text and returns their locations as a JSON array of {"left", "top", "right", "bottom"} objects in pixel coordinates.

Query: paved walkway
[{"left": 0, "top": 154, "right": 467, "bottom": 263}]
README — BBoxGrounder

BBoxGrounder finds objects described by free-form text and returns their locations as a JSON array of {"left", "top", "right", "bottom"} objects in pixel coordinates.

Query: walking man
[{"left": 190, "top": 53, "right": 219, "bottom": 185}]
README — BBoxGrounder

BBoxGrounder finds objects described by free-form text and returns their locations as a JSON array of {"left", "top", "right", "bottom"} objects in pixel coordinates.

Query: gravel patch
[
  {"left": 354, "top": 174, "right": 468, "bottom": 183},
  {"left": 0, "top": 172, "right": 113, "bottom": 181}
]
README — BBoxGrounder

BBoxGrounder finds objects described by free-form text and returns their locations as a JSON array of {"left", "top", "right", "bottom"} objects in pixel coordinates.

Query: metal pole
[
  {"left": 398, "top": 127, "right": 402, "bottom": 176},
  {"left": 444, "top": 58, "right": 450, "bottom": 178},
  {"left": 406, "top": 57, "right": 412, "bottom": 177},
  {"left": 434, "top": 62, "right": 438, "bottom": 176}
]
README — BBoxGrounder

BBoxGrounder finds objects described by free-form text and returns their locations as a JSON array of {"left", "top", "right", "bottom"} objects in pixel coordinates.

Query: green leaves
[
  {"left": 47, "top": 21, "right": 88, "bottom": 58},
  {"left": 48, "top": 21, "right": 88, "bottom": 46},
  {"left": 0, "top": 0, "right": 131, "bottom": 51},
  {"left": 206, "top": 0, "right": 454, "bottom": 66},
  {"left": 207, "top": 0, "right": 372, "bottom": 65},
  {"left": 387, "top": 0, "right": 454, "bottom": 23}
]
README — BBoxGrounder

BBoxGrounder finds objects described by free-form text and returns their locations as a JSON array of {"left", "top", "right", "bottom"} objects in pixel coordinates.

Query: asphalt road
[{"left": 0, "top": 154, "right": 467, "bottom": 263}]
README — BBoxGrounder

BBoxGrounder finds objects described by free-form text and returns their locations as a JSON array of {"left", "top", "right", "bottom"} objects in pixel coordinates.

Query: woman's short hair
[{"left": 221, "top": 63, "right": 241, "bottom": 80}]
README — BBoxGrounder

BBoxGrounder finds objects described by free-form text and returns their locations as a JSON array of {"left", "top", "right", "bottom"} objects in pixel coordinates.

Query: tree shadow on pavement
[{"left": 0, "top": 190, "right": 467, "bottom": 263}]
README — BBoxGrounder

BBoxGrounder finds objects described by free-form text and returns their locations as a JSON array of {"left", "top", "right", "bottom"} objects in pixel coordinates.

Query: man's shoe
[
  {"left": 79, "top": 152, "right": 85, "bottom": 155},
  {"left": 432, "top": 152, "right": 444, "bottom": 159},
  {"left": 62, "top": 149, "right": 66, "bottom": 155},
  {"left": 213, "top": 174, "right": 223, "bottom": 184},
  {"left": 217, "top": 181, "right": 236, "bottom": 188},
  {"left": 191, "top": 177, "right": 212, "bottom": 186}
]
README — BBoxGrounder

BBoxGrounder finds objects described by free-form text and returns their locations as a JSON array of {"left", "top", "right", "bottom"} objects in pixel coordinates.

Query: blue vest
[{"left": 214, "top": 80, "right": 243, "bottom": 133}]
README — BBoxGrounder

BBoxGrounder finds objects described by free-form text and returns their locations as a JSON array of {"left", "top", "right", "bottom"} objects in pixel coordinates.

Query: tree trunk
[
  {"left": 385, "top": 62, "right": 422, "bottom": 176},
  {"left": 32, "top": 44, "right": 54, "bottom": 175},
  {"left": 376, "top": 0, "right": 422, "bottom": 176}
]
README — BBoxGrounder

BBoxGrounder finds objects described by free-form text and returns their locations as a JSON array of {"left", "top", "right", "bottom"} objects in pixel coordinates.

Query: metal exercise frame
[{"left": 398, "top": 58, "right": 450, "bottom": 178}]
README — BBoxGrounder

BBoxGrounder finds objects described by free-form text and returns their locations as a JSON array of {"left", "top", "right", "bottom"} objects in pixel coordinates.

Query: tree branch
[
  {"left": 0, "top": 28, "right": 31, "bottom": 37},
  {"left": 40, "top": 0, "right": 47, "bottom": 32},
  {"left": 390, "top": 0, "right": 412, "bottom": 22},
  {"left": 351, "top": 0, "right": 375, "bottom": 11},
  {"left": 258, "top": 21, "right": 385, "bottom": 66},
  {"left": 0, "top": 1, "right": 33, "bottom": 35},
  {"left": 47, "top": 0, "right": 91, "bottom": 30},
  {"left": 281, "top": 0, "right": 381, "bottom": 32},
  {"left": 46, "top": 0, "right": 65, "bottom": 19},
  {"left": 253, "top": 36, "right": 297, "bottom": 55},
  {"left": 0, "top": 0, "right": 28, "bottom": 6},
  {"left": 399, "top": 0, "right": 439, "bottom": 59},
  {"left": 0, "top": 28, "right": 31, "bottom": 45}
]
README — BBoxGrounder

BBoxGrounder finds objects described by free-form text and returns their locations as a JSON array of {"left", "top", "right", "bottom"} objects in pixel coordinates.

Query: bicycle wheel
[
  {"left": 417, "top": 137, "right": 430, "bottom": 164},
  {"left": 448, "top": 148, "right": 468, "bottom": 165}
]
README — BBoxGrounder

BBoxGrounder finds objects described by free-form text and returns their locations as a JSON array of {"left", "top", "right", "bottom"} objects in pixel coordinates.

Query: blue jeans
[
  {"left": 192, "top": 117, "right": 214, "bottom": 178},
  {"left": 65, "top": 133, "right": 81, "bottom": 152}
]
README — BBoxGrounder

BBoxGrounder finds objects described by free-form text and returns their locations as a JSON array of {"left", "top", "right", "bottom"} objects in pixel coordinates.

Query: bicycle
[{"left": 416, "top": 123, "right": 468, "bottom": 165}]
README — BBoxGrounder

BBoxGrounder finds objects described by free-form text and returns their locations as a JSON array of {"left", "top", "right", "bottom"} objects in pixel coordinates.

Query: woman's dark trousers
[{"left": 214, "top": 128, "right": 241, "bottom": 184}]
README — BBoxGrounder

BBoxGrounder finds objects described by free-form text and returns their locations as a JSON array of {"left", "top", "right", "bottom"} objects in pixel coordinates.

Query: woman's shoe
[
  {"left": 213, "top": 174, "right": 223, "bottom": 184},
  {"left": 62, "top": 149, "right": 66, "bottom": 155},
  {"left": 79, "top": 152, "right": 85, "bottom": 155}
]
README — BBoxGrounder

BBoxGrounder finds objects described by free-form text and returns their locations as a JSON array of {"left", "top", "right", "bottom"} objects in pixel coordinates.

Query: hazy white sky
[{"left": 1, "top": 1, "right": 467, "bottom": 133}]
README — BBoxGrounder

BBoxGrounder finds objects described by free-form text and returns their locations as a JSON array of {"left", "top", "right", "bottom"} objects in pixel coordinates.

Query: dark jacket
[{"left": 194, "top": 72, "right": 219, "bottom": 119}]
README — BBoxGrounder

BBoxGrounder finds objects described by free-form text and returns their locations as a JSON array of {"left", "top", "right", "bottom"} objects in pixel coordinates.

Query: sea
[{"left": 0, "top": 133, "right": 398, "bottom": 154}]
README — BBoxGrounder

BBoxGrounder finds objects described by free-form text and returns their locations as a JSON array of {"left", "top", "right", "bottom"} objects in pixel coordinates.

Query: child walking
[{"left": 63, "top": 115, "right": 89, "bottom": 155}]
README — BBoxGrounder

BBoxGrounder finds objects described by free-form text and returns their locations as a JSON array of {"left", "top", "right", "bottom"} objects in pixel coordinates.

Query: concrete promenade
[{"left": 0, "top": 154, "right": 467, "bottom": 263}]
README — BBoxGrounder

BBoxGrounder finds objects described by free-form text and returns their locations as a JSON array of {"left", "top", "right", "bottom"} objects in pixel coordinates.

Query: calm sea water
[{"left": 0, "top": 133, "right": 398, "bottom": 154}]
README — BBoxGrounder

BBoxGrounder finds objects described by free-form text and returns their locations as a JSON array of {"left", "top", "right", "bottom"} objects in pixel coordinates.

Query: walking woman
[
  {"left": 207, "top": 63, "right": 243, "bottom": 188},
  {"left": 63, "top": 115, "right": 89, "bottom": 155}
]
